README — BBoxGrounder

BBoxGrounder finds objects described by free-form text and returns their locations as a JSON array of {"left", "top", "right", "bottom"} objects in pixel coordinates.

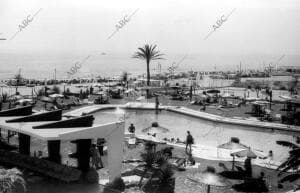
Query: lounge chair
[
  {"left": 128, "top": 138, "right": 137, "bottom": 148},
  {"left": 169, "top": 157, "right": 186, "bottom": 171}
]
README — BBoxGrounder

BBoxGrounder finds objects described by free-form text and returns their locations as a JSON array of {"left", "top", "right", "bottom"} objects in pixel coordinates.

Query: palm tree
[
  {"left": 139, "top": 151, "right": 157, "bottom": 186},
  {"left": 0, "top": 168, "right": 26, "bottom": 193},
  {"left": 155, "top": 163, "right": 175, "bottom": 193},
  {"left": 276, "top": 140, "right": 300, "bottom": 189},
  {"left": 132, "top": 44, "right": 164, "bottom": 98}
]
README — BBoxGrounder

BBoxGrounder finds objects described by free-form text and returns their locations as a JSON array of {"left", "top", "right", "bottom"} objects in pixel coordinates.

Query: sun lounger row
[{"left": 0, "top": 150, "right": 81, "bottom": 182}]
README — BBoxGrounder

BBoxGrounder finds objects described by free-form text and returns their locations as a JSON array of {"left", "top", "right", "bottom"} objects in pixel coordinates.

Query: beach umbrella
[
  {"left": 206, "top": 89, "right": 220, "bottom": 94},
  {"left": 218, "top": 139, "right": 248, "bottom": 170},
  {"left": 7, "top": 95, "right": 23, "bottom": 102},
  {"left": 217, "top": 141, "right": 248, "bottom": 150},
  {"left": 40, "top": 96, "right": 54, "bottom": 103},
  {"left": 279, "top": 95, "right": 292, "bottom": 101},
  {"left": 231, "top": 148, "right": 267, "bottom": 159},
  {"left": 136, "top": 96, "right": 146, "bottom": 101},
  {"left": 49, "top": 93, "right": 64, "bottom": 98},
  {"left": 245, "top": 97, "right": 261, "bottom": 102},
  {"left": 136, "top": 134, "right": 166, "bottom": 144},
  {"left": 142, "top": 125, "right": 169, "bottom": 135},
  {"left": 187, "top": 170, "right": 231, "bottom": 193},
  {"left": 46, "top": 90, "right": 55, "bottom": 94},
  {"left": 16, "top": 99, "right": 32, "bottom": 105}
]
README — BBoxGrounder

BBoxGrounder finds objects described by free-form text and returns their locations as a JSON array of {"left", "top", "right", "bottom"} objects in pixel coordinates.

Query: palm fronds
[
  {"left": 276, "top": 140, "right": 300, "bottom": 185},
  {"left": 132, "top": 44, "right": 164, "bottom": 97},
  {"left": 132, "top": 44, "right": 164, "bottom": 61},
  {"left": 141, "top": 152, "right": 157, "bottom": 167},
  {"left": 277, "top": 141, "right": 299, "bottom": 149},
  {"left": 279, "top": 172, "right": 300, "bottom": 183},
  {"left": 0, "top": 168, "right": 26, "bottom": 193},
  {"left": 158, "top": 163, "right": 174, "bottom": 184}
]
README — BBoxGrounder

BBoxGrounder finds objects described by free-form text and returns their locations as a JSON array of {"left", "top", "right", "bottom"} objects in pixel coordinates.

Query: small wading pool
[{"left": 92, "top": 108, "right": 297, "bottom": 162}]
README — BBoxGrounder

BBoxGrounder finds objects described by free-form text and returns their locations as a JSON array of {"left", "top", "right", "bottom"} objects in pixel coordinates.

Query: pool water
[{"left": 93, "top": 108, "right": 297, "bottom": 162}]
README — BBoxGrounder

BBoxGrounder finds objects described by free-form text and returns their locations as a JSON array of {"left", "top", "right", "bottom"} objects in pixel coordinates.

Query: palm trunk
[
  {"left": 139, "top": 168, "right": 148, "bottom": 187},
  {"left": 146, "top": 60, "right": 150, "bottom": 98}
]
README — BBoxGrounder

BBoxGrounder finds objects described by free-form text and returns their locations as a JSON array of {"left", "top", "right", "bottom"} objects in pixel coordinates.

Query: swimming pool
[{"left": 92, "top": 108, "right": 296, "bottom": 162}]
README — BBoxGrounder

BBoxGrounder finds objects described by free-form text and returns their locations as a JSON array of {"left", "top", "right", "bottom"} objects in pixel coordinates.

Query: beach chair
[{"left": 128, "top": 137, "right": 137, "bottom": 148}]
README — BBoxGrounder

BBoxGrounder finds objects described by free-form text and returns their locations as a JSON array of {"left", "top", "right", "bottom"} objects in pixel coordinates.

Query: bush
[
  {"left": 104, "top": 177, "right": 125, "bottom": 192},
  {"left": 52, "top": 85, "right": 60, "bottom": 94},
  {"left": 0, "top": 168, "right": 26, "bottom": 193},
  {"left": 141, "top": 151, "right": 157, "bottom": 166},
  {"left": 158, "top": 164, "right": 174, "bottom": 184}
]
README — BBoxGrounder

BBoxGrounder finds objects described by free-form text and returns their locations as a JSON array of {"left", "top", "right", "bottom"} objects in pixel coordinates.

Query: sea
[{"left": 0, "top": 52, "right": 299, "bottom": 80}]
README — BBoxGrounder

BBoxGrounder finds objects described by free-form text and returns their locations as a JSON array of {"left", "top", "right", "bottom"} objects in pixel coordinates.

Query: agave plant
[
  {"left": 139, "top": 151, "right": 157, "bottom": 186},
  {"left": 155, "top": 163, "right": 175, "bottom": 193},
  {"left": 276, "top": 140, "right": 300, "bottom": 185},
  {"left": 0, "top": 168, "right": 26, "bottom": 193},
  {"left": 132, "top": 44, "right": 164, "bottom": 98},
  {"left": 139, "top": 149, "right": 175, "bottom": 189}
]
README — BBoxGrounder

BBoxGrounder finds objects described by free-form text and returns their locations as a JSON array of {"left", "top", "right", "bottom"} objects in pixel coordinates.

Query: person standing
[
  {"left": 186, "top": 131, "right": 194, "bottom": 154},
  {"left": 128, "top": 123, "right": 135, "bottom": 133},
  {"left": 90, "top": 144, "right": 103, "bottom": 169},
  {"left": 268, "top": 150, "right": 273, "bottom": 168}
]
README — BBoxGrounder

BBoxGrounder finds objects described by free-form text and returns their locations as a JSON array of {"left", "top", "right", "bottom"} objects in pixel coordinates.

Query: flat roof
[{"left": 0, "top": 116, "right": 123, "bottom": 141}]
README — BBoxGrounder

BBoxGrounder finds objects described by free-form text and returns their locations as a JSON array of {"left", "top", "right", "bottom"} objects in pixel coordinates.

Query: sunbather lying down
[
  {"left": 169, "top": 153, "right": 196, "bottom": 171},
  {"left": 163, "top": 137, "right": 185, "bottom": 144}
]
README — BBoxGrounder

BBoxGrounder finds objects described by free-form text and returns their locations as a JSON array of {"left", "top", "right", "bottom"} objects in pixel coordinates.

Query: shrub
[
  {"left": 105, "top": 177, "right": 125, "bottom": 192},
  {"left": 0, "top": 168, "right": 26, "bottom": 193},
  {"left": 52, "top": 85, "right": 60, "bottom": 94},
  {"left": 158, "top": 163, "right": 174, "bottom": 184},
  {"left": 141, "top": 151, "right": 157, "bottom": 167}
]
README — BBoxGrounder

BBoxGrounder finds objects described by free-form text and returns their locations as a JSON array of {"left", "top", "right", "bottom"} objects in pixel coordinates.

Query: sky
[{"left": 0, "top": 0, "right": 299, "bottom": 78}]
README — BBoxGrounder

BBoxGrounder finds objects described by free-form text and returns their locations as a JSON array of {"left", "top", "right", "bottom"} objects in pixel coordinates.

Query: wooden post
[
  {"left": 7, "top": 130, "right": 10, "bottom": 143},
  {"left": 155, "top": 95, "right": 159, "bottom": 114},
  {"left": 232, "top": 155, "right": 235, "bottom": 171}
]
